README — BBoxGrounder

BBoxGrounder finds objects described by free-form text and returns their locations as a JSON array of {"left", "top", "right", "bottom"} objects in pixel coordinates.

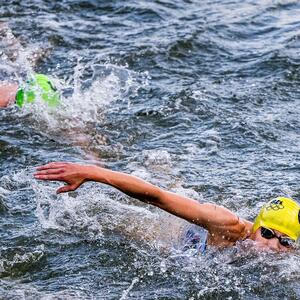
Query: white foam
[{"left": 16, "top": 61, "right": 148, "bottom": 147}]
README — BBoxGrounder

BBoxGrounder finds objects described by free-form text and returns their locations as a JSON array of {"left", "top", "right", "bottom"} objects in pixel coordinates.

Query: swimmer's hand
[{"left": 34, "top": 162, "right": 91, "bottom": 193}]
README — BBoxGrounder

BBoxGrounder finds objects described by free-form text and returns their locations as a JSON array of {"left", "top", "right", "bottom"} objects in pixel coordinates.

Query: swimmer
[
  {"left": 0, "top": 73, "right": 60, "bottom": 108},
  {"left": 0, "top": 23, "right": 57, "bottom": 109},
  {"left": 34, "top": 162, "right": 300, "bottom": 253}
]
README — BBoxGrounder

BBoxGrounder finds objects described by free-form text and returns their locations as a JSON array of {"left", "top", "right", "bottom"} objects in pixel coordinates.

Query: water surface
[{"left": 1, "top": 0, "right": 300, "bottom": 299}]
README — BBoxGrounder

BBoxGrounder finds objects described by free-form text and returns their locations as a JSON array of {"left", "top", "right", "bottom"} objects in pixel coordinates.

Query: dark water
[{"left": 1, "top": 0, "right": 300, "bottom": 299}]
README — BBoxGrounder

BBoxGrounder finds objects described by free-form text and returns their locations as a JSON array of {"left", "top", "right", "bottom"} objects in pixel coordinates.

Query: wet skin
[
  {"left": 0, "top": 83, "right": 18, "bottom": 108},
  {"left": 34, "top": 162, "right": 296, "bottom": 253},
  {"left": 250, "top": 228, "right": 294, "bottom": 252}
]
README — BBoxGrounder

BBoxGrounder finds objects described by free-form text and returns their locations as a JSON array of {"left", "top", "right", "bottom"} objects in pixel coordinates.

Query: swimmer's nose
[{"left": 267, "top": 238, "right": 285, "bottom": 251}]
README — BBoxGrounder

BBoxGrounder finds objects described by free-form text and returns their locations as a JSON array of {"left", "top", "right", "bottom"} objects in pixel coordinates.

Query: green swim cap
[{"left": 15, "top": 73, "right": 60, "bottom": 108}]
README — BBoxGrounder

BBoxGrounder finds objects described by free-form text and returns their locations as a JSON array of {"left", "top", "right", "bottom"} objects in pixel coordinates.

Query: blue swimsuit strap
[{"left": 184, "top": 227, "right": 208, "bottom": 254}]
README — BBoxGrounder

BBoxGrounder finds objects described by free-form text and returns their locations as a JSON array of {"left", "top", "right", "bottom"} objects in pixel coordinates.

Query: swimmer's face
[{"left": 253, "top": 227, "right": 296, "bottom": 252}]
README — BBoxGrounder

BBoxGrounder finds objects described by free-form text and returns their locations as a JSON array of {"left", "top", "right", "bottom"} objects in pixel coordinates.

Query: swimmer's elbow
[
  {"left": 141, "top": 187, "right": 173, "bottom": 209},
  {"left": 146, "top": 187, "right": 166, "bottom": 206},
  {"left": 128, "top": 186, "right": 165, "bottom": 206}
]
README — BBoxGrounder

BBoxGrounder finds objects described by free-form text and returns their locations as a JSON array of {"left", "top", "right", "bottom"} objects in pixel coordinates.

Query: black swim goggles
[{"left": 260, "top": 227, "right": 296, "bottom": 248}]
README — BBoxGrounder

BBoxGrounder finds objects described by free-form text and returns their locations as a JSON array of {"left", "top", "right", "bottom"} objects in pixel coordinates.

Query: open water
[{"left": 0, "top": 0, "right": 300, "bottom": 299}]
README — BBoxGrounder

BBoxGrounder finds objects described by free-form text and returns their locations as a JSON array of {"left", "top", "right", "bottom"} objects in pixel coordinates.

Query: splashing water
[
  {"left": 33, "top": 173, "right": 187, "bottom": 252},
  {"left": 1, "top": 23, "right": 149, "bottom": 145},
  {"left": 2, "top": 1, "right": 300, "bottom": 298},
  {"left": 19, "top": 62, "right": 148, "bottom": 133}
]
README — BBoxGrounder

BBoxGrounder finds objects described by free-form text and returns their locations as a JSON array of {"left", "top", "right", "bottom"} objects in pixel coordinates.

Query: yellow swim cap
[{"left": 253, "top": 197, "right": 300, "bottom": 241}]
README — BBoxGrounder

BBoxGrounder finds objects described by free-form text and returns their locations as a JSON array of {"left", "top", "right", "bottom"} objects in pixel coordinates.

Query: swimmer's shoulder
[
  {"left": 207, "top": 218, "right": 253, "bottom": 247},
  {"left": 239, "top": 218, "right": 254, "bottom": 240}
]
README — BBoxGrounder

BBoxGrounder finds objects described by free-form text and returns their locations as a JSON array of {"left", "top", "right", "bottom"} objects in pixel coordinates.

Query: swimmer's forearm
[
  {"left": 83, "top": 166, "right": 232, "bottom": 227},
  {"left": 35, "top": 162, "right": 163, "bottom": 203},
  {"left": 83, "top": 166, "right": 223, "bottom": 227},
  {"left": 84, "top": 165, "right": 163, "bottom": 204}
]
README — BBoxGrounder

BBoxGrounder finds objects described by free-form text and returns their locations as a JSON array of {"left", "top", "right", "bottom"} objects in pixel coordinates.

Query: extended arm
[
  {"left": 34, "top": 162, "right": 251, "bottom": 243},
  {"left": 0, "top": 83, "right": 18, "bottom": 108}
]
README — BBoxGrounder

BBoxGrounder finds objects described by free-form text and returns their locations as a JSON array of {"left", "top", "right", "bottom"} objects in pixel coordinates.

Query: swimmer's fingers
[
  {"left": 35, "top": 162, "right": 86, "bottom": 194},
  {"left": 34, "top": 174, "right": 67, "bottom": 181},
  {"left": 36, "top": 162, "right": 69, "bottom": 171},
  {"left": 57, "top": 184, "right": 79, "bottom": 194},
  {"left": 34, "top": 168, "right": 64, "bottom": 176}
]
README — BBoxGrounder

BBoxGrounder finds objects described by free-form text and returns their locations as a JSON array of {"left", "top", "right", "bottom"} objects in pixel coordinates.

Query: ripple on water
[{"left": 1, "top": 0, "right": 300, "bottom": 298}]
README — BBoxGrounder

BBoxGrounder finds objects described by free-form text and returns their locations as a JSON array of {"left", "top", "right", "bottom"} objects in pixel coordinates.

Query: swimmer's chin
[
  {"left": 230, "top": 239, "right": 291, "bottom": 254},
  {"left": 247, "top": 241, "right": 292, "bottom": 253}
]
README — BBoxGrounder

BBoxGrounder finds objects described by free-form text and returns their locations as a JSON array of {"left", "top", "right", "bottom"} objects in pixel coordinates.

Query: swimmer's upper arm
[{"left": 154, "top": 190, "right": 247, "bottom": 239}]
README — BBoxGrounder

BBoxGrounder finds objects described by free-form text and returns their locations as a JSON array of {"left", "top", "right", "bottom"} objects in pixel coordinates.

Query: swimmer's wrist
[
  {"left": 81, "top": 165, "right": 106, "bottom": 182},
  {"left": 82, "top": 164, "right": 118, "bottom": 186}
]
